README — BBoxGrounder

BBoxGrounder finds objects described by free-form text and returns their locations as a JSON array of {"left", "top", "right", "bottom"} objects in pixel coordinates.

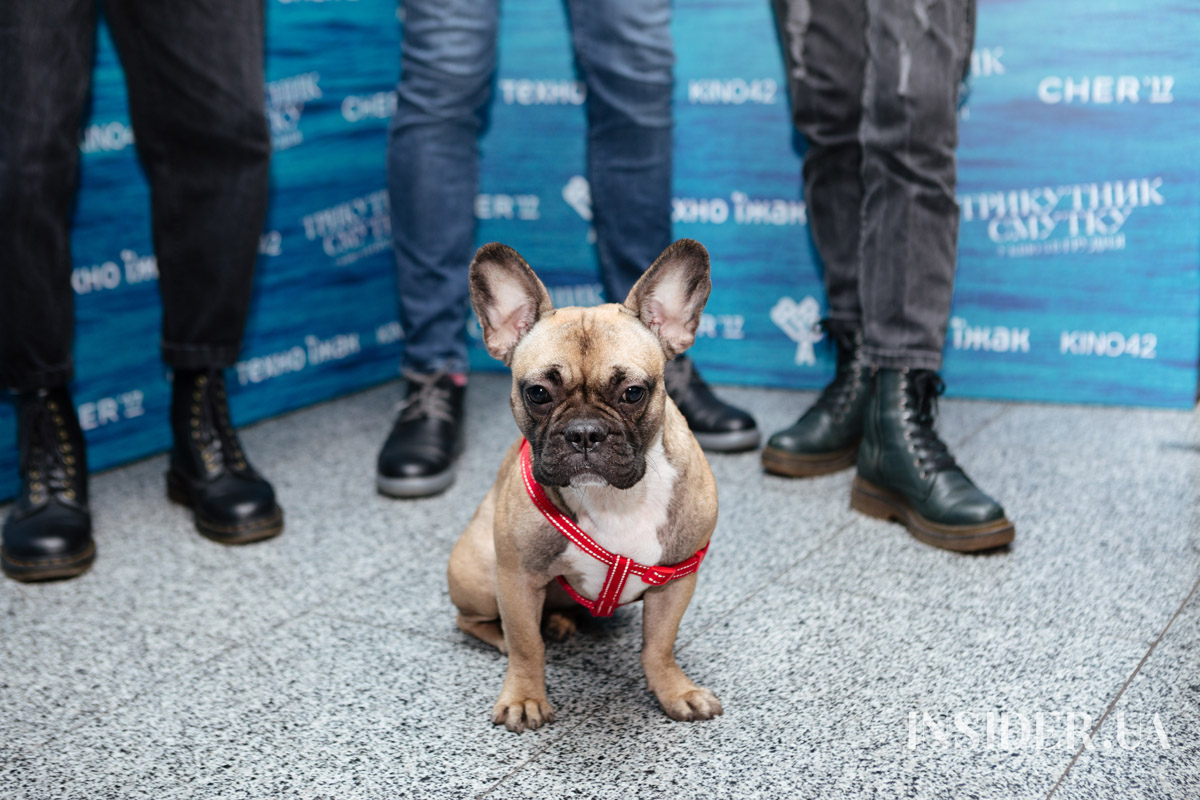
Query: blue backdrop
[{"left": 2, "top": 0, "right": 1198, "bottom": 501}]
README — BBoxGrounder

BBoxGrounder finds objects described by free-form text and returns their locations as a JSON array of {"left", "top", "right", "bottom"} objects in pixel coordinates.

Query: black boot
[
  {"left": 1, "top": 388, "right": 95, "bottom": 581},
  {"left": 376, "top": 370, "right": 465, "bottom": 498},
  {"left": 851, "top": 368, "right": 1014, "bottom": 552},
  {"left": 763, "top": 321, "right": 870, "bottom": 476},
  {"left": 166, "top": 369, "right": 283, "bottom": 544},
  {"left": 664, "top": 356, "right": 759, "bottom": 452}
]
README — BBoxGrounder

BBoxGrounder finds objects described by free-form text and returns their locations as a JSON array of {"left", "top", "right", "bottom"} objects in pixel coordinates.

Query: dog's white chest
[{"left": 558, "top": 440, "right": 677, "bottom": 606}]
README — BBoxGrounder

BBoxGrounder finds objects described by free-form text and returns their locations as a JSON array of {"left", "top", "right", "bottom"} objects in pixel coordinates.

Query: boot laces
[
  {"left": 190, "top": 372, "right": 248, "bottom": 473},
  {"left": 20, "top": 395, "right": 79, "bottom": 502},
  {"left": 813, "top": 321, "right": 864, "bottom": 416},
  {"left": 396, "top": 369, "right": 456, "bottom": 424},
  {"left": 905, "top": 371, "right": 957, "bottom": 475}
]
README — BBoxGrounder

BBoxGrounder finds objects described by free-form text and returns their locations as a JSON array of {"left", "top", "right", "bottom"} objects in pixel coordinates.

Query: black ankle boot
[
  {"left": 851, "top": 368, "right": 1014, "bottom": 551},
  {"left": 663, "top": 355, "right": 759, "bottom": 452},
  {"left": 376, "top": 370, "right": 465, "bottom": 498},
  {"left": 763, "top": 321, "right": 870, "bottom": 476},
  {"left": 167, "top": 369, "right": 283, "bottom": 544},
  {"left": 1, "top": 387, "right": 95, "bottom": 581}
]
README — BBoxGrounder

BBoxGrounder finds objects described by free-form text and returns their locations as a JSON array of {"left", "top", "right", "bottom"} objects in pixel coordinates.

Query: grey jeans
[{"left": 773, "top": 0, "right": 975, "bottom": 370}]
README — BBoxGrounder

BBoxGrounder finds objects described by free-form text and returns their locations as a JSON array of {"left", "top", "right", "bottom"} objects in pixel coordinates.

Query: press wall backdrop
[{"left": 1, "top": 0, "right": 1198, "bottom": 501}]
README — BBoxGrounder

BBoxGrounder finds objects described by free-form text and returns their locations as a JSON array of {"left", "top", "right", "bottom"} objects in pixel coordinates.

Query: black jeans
[
  {"left": 774, "top": 0, "right": 975, "bottom": 370},
  {"left": 0, "top": 0, "right": 271, "bottom": 391}
]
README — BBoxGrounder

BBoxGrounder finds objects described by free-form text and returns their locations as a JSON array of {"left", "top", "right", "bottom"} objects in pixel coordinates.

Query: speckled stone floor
[{"left": 2, "top": 373, "right": 1198, "bottom": 799}]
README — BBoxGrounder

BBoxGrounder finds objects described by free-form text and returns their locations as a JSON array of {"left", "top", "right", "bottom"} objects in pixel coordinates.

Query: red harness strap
[{"left": 518, "top": 439, "right": 710, "bottom": 618}]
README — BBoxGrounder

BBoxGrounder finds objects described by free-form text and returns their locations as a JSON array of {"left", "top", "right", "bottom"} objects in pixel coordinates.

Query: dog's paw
[
  {"left": 542, "top": 611, "right": 577, "bottom": 642},
  {"left": 658, "top": 687, "right": 723, "bottom": 722},
  {"left": 491, "top": 695, "right": 556, "bottom": 733}
]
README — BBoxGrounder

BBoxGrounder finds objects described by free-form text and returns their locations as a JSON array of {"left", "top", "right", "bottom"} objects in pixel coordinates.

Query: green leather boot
[
  {"left": 851, "top": 368, "right": 1014, "bottom": 551},
  {"left": 762, "top": 322, "right": 870, "bottom": 477}
]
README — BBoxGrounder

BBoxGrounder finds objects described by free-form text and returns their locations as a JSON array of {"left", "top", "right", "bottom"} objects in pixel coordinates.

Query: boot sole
[
  {"left": 762, "top": 442, "right": 858, "bottom": 478},
  {"left": 376, "top": 467, "right": 456, "bottom": 499},
  {"left": 167, "top": 471, "right": 284, "bottom": 545},
  {"left": 1, "top": 541, "right": 96, "bottom": 582},
  {"left": 692, "top": 428, "right": 761, "bottom": 453},
  {"left": 850, "top": 476, "right": 1015, "bottom": 552}
]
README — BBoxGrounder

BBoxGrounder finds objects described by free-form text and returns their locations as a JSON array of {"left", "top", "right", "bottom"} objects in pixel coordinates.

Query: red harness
[{"left": 518, "top": 439, "right": 710, "bottom": 618}]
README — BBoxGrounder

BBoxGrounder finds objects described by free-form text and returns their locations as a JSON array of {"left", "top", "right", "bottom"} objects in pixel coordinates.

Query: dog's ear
[
  {"left": 623, "top": 239, "right": 712, "bottom": 359},
  {"left": 469, "top": 243, "right": 554, "bottom": 365}
]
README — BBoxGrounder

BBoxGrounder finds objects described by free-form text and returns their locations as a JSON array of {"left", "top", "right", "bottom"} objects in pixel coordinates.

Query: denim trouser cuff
[
  {"left": 862, "top": 346, "right": 943, "bottom": 373},
  {"left": 400, "top": 356, "right": 470, "bottom": 377}
]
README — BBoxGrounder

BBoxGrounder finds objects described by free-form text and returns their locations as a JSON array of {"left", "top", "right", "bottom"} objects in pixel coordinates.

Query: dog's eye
[
  {"left": 622, "top": 386, "right": 645, "bottom": 404},
  {"left": 525, "top": 385, "right": 552, "bottom": 405}
]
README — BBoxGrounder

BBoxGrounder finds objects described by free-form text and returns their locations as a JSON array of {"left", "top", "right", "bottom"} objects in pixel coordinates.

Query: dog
[{"left": 447, "top": 238, "right": 723, "bottom": 733}]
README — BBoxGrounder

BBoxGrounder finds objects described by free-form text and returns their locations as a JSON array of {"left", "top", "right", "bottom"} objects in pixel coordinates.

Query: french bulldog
[{"left": 447, "top": 239, "right": 723, "bottom": 733}]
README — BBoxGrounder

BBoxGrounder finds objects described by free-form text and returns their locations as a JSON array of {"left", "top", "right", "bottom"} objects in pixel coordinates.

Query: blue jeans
[
  {"left": 387, "top": 0, "right": 674, "bottom": 374},
  {"left": 773, "top": 0, "right": 975, "bottom": 370}
]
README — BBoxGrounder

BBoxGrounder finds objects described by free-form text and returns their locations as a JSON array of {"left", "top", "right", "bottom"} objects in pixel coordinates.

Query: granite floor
[{"left": 2, "top": 373, "right": 1198, "bottom": 800}]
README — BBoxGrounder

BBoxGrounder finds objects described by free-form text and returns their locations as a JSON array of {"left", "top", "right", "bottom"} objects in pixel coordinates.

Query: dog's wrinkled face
[
  {"left": 512, "top": 306, "right": 665, "bottom": 489},
  {"left": 469, "top": 240, "right": 711, "bottom": 490}
]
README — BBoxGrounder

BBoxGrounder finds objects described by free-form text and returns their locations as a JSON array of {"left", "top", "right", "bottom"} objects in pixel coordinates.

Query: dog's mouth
[{"left": 531, "top": 441, "right": 645, "bottom": 491}]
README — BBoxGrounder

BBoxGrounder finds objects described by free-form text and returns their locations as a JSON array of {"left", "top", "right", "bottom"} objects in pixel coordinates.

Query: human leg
[
  {"left": 378, "top": 0, "right": 499, "bottom": 496},
  {"left": 106, "top": 0, "right": 281, "bottom": 542},
  {"left": 851, "top": 0, "right": 1011, "bottom": 549},
  {"left": 763, "top": 0, "right": 872, "bottom": 474},
  {"left": 568, "top": 0, "right": 759, "bottom": 451},
  {"left": 0, "top": 0, "right": 97, "bottom": 580},
  {"left": 388, "top": 0, "right": 499, "bottom": 376}
]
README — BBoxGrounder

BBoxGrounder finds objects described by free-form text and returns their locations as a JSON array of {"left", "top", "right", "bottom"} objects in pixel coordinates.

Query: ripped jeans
[{"left": 772, "top": 0, "right": 975, "bottom": 371}]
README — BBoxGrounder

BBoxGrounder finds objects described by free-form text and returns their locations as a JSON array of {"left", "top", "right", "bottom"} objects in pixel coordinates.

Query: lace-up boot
[
  {"left": 851, "top": 368, "right": 1014, "bottom": 551},
  {"left": 663, "top": 355, "right": 759, "bottom": 452},
  {"left": 376, "top": 370, "right": 465, "bottom": 497},
  {"left": 762, "top": 320, "right": 869, "bottom": 476},
  {"left": 167, "top": 368, "right": 283, "bottom": 544},
  {"left": 2, "top": 387, "right": 95, "bottom": 581}
]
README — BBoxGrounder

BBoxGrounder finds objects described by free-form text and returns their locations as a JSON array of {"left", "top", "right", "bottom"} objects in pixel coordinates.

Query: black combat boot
[
  {"left": 1, "top": 387, "right": 95, "bottom": 581},
  {"left": 664, "top": 355, "right": 759, "bottom": 452},
  {"left": 376, "top": 370, "right": 466, "bottom": 498},
  {"left": 851, "top": 368, "right": 1014, "bottom": 551},
  {"left": 166, "top": 369, "right": 283, "bottom": 544},
  {"left": 762, "top": 321, "right": 870, "bottom": 476}
]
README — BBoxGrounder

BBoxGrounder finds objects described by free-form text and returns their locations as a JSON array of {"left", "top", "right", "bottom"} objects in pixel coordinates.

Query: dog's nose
[{"left": 563, "top": 419, "right": 608, "bottom": 454}]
